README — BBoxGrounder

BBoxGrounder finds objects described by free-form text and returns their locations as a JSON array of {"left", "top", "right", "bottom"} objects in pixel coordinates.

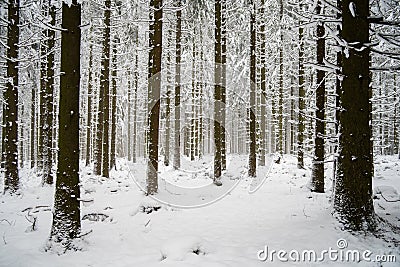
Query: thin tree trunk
[
  {"left": 86, "top": 33, "right": 94, "bottom": 167},
  {"left": 394, "top": 74, "right": 398, "bottom": 155},
  {"left": 97, "top": 0, "right": 111, "bottom": 178},
  {"left": 311, "top": 2, "right": 325, "bottom": 193},
  {"left": 132, "top": 64, "right": 138, "bottom": 163},
  {"left": 30, "top": 74, "right": 36, "bottom": 169},
  {"left": 132, "top": 29, "right": 139, "bottom": 164},
  {"left": 173, "top": 0, "right": 182, "bottom": 170},
  {"left": 42, "top": 3, "right": 56, "bottom": 185},
  {"left": 110, "top": 37, "right": 118, "bottom": 170},
  {"left": 214, "top": 0, "right": 223, "bottom": 184},
  {"left": 221, "top": 0, "right": 227, "bottom": 170},
  {"left": 147, "top": 0, "right": 163, "bottom": 195},
  {"left": 297, "top": 21, "right": 305, "bottom": 168},
  {"left": 199, "top": 42, "right": 204, "bottom": 158},
  {"left": 278, "top": 0, "right": 284, "bottom": 156},
  {"left": 248, "top": 1, "right": 257, "bottom": 178},
  {"left": 164, "top": 28, "right": 173, "bottom": 166},
  {"left": 332, "top": 0, "right": 342, "bottom": 185},
  {"left": 191, "top": 31, "right": 196, "bottom": 161},
  {"left": 259, "top": 0, "right": 266, "bottom": 166},
  {"left": 127, "top": 70, "right": 132, "bottom": 162},
  {"left": 38, "top": 2, "right": 48, "bottom": 173}
]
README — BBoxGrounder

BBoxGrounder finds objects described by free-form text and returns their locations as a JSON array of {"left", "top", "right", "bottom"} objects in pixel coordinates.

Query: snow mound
[{"left": 160, "top": 236, "right": 210, "bottom": 261}]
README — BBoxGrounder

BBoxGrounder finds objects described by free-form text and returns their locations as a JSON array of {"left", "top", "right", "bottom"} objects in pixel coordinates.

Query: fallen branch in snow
[
  {"left": 25, "top": 215, "right": 37, "bottom": 232},
  {"left": 21, "top": 205, "right": 51, "bottom": 213},
  {"left": 77, "top": 230, "right": 93, "bottom": 239},
  {"left": 0, "top": 219, "right": 12, "bottom": 226},
  {"left": 82, "top": 213, "right": 112, "bottom": 222},
  {"left": 377, "top": 193, "right": 400, "bottom": 203}
]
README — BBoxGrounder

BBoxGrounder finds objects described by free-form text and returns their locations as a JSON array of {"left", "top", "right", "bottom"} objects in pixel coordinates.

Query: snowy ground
[{"left": 0, "top": 155, "right": 399, "bottom": 266}]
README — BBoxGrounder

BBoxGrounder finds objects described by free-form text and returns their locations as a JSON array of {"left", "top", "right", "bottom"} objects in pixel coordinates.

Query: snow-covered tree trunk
[
  {"left": 3, "top": 0, "right": 20, "bottom": 193},
  {"left": 127, "top": 70, "right": 132, "bottom": 162},
  {"left": 86, "top": 28, "right": 94, "bottom": 167},
  {"left": 164, "top": 27, "right": 173, "bottom": 166},
  {"left": 110, "top": 36, "right": 118, "bottom": 170},
  {"left": 297, "top": 18, "right": 305, "bottom": 169},
  {"left": 50, "top": 0, "right": 81, "bottom": 246},
  {"left": 334, "top": 0, "right": 375, "bottom": 231},
  {"left": 94, "top": 0, "right": 111, "bottom": 177},
  {"left": 190, "top": 29, "right": 196, "bottom": 162},
  {"left": 214, "top": 0, "right": 223, "bottom": 183},
  {"left": 259, "top": 0, "right": 266, "bottom": 166},
  {"left": 101, "top": 0, "right": 111, "bottom": 178},
  {"left": 132, "top": 52, "right": 138, "bottom": 163},
  {"left": 248, "top": 1, "right": 256, "bottom": 178},
  {"left": 30, "top": 71, "right": 37, "bottom": 169},
  {"left": 173, "top": 1, "right": 182, "bottom": 170},
  {"left": 221, "top": 0, "right": 227, "bottom": 171},
  {"left": 277, "top": 0, "right": 284, "bottom": 156},
  {"left": 311, "top": 1, "right": 325, "bottom": 193},
  {"left": 147, "top": 0, "right": 163, "bottom": 195},
  {"left": 42, "top": 3, "right": 56, "bottom": 185}
]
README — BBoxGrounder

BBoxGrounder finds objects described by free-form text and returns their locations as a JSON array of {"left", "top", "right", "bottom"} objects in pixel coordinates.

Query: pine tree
[
  {"left": 221, "top": 0, "right": 227, "bottom": 170},
  {"left": 101, "top": 0, "right": 111, "bottom": 178},
  {"left": 164, "top": 27, "right": 173, "bottom": 166},
  {"left": 94, "top": 0, "right": 111, "bottom": 177},
  {"left": 50, "top": 0, "right": 81, "bottom": 246},
  {"left": 214, "top": 0, "right": 223, "bottom": 184},
  {"left": 248, "top": 0, "right": 256, "bottom": 178},
  {"left": 110, "top": 36, "right": 118, "bottom": 170},
  {"left": 173, "top": 0, "right": 182, "bottom": 170},
  {"left": 311, "top": 1, "right": 325, "bottom": 193},
  {"left": 86, "top": 26, "right": 94, "bottom": 167},
  {"left": 42, "top": 2, "right": 56, "bottom": 185},
  {"left": 277, "top": 0, "right": 284, "bottom": 156},
  {"left": 147, "top": 0, "right": 163, "bottom": 195},
  {"left": 334, "top": 0, "right": 375, "bottom": 231},
  {"left": 259, "top": 0, "right": 266, "bottom": 166},
  {"left": 4, "top": 0, "right": 20, "bottom": 193}
]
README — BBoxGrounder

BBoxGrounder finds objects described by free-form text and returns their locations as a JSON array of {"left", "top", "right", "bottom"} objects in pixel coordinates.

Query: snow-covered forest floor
[{"left": 0, "top": 155, "right": 399, "bottom": 266}]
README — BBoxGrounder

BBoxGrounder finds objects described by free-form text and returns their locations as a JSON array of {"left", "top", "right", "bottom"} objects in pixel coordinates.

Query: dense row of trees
[{"left": 1, "top": 0, "right": 399, "bottom": 248}]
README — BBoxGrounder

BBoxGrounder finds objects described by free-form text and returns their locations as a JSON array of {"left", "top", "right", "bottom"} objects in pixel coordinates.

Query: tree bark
[
  {"left": 173, "top": 0, "right": 182, "bottom": 170},
  {"left": 50, "top": 0, "right": 81, "bottom": 245},
  {"left": 164, "top": 28, "right": 173, "bottom": 166},
  {"left": 147, "top": 0, "right": 163, "bottom": 195},
  {"left": 221, "top": 0, "right": 227, "bottom": 170},
  {"left": 334, "top": 0, "right": 375, "bottom": 231},
  {"left": 214, "top": 0, "right": 223, "bottom": 183},
  {"left": 110, "top": 37, "right": 118, "bottom": 170},
  {"left": 248, "top": 1, "right": 257, "bottom": 178},
  {"left": 297, "top": 21, "right": 305, "bottom": 169},
  {"left": 42, "top": 2, "right": 56, "bottom": 185},
  {"left": 101, "top": 0, "right": 111, "bottom": 178},
  {"left": 259, "top": 0, "right": 266, "bottom": 166},
  {"left": 86, "top": 29, "right": 94, "bottom": 167},
  {"left": 4, "top": 0, "right": 20, "bottom": 193},
  {"left": 311, "top": 2, "right": 325, "bottom": 193}
]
